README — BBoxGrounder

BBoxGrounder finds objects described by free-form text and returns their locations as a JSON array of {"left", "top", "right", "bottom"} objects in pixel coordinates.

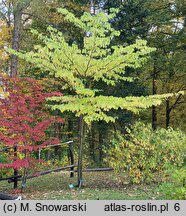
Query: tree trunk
[
  {"left": 11, "top": 5, "right": 22, "bottom": 76},
  {"left": 68, "top": 119, "right": 74, "bottom": 178},
  {"left": 77, "top": 115, "right": 84, "bottom": 188},
  {"left": 90, "top": 0, "right": 96, "bottom": 15},
  {"left": 166, "top": 99, "right": 171, "bottom": 128},
  {"left": 89, "top": 124, "right": 96, "bottom": 162},
  {"left": 11, "top": 5, "right": 22, "bottom": 187},
  {"left": 152, "top": 68, "right": 158, "bottom": 130},
  {"left": 69, "top": 142, "right": 74, "bottom": 178},
  {"left": 99, "top": 130, "right": 103, "bottom": 162}
]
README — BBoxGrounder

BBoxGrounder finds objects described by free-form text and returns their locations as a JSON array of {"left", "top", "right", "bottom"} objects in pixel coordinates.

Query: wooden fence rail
[
  {"left": 8, "top": 164, "right": 78, "bottom": 183},
  {"left": 7, "top": 166, "right": 113, "bottom": 183}
]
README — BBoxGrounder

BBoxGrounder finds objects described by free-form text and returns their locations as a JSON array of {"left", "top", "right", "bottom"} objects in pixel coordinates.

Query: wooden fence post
[{"left": 13, "top": 145, "right": 18, "bottom": 189}]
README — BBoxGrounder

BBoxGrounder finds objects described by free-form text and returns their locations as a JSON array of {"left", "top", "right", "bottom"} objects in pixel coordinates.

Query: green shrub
[
  {"left": 104, "top": 122, "right": 186, "bottom": 184},
  {"left": 157, "top": 166, "right": 186, "bottom": 200},
  {"left": 0, "top": 147, "right": 12, "bottom": 178}
]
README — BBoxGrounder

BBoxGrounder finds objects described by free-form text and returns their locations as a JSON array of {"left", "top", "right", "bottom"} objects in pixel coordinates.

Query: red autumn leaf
[{"left": 0, "top": 75, "right": 64, "bottom": 172}]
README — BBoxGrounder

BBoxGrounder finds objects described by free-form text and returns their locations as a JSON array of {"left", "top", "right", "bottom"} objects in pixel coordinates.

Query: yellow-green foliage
[
  {"left": 105, "top": 122, "right": 186, "bottom": 184},
  {"left": 8, "top": 9, "right": 179, "bottom": 125}
]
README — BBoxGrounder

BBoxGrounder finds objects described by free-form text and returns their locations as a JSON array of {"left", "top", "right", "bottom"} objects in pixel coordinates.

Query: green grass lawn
[{"left": 0, "top": 171, "right": 162, "bottom": 200}]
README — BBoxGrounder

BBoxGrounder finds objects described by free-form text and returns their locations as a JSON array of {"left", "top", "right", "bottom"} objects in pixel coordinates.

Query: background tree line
[{"left": 0, "top": 0, "right": 185, "bottom": 191}]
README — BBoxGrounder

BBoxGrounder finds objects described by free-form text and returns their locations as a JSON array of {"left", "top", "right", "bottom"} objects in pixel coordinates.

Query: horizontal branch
[
  {"left": 0, "top": 141, "right": 73, "bottom": 152},
  {"left": 0, "top": 146, "right": 12, "bottom": 152},
  {"left": 39, "top": 141, "right": 74, "bottom": 150},
  {"left": 169, "top": 93, "right": 183, "bottom": 111}
]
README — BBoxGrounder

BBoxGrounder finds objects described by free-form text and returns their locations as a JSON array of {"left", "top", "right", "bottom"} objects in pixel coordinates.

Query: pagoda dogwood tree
[
  {"left": 10, "top": 8, "right": 175, "bottom": 188},
  {"left": 0, "top": 76, "right": 63, "bottom": 189}
]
